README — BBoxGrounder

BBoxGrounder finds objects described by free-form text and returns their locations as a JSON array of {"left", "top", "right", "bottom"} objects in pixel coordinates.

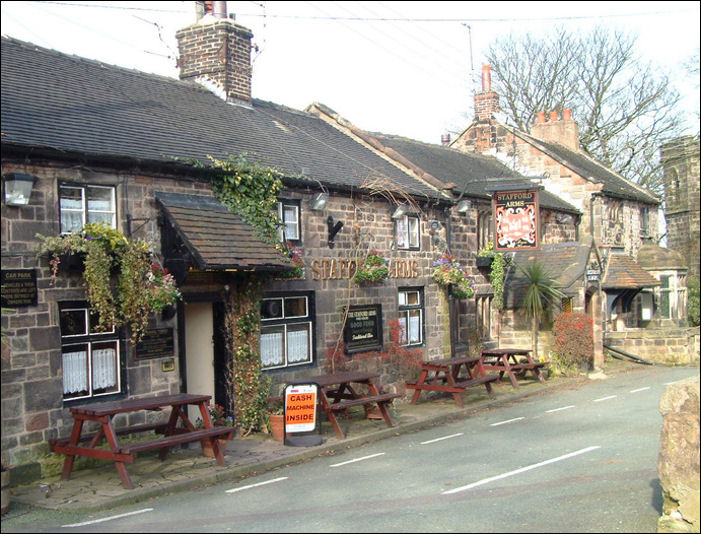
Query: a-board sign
[
  {"left": 1, "top": 269, "right": 38, "bottom": 307},
  {"left": 344, "top": 304, "right": 383, "bottom": 353},
  {"left": 284, "top": 383, "right": 318, "bottom": 433}
]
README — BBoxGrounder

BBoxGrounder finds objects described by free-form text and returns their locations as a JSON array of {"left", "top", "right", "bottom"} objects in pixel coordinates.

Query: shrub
[{"left": 552, "top": 312, "right": 593, "bottom": 375}]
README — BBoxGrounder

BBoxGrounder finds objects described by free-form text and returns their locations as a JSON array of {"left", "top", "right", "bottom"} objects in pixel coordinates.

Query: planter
[
  {"left": 1, "top": 469, "right": 9, "bottom": 516},
  {"left": 268, "top": 413, "right": 285, "bottom": 442},
  {"left": 58, "top": 252, "right": 86, "bottom": 273},
  {"left": 164, "top": 257, "right": 189, "bottom": 285},
  {"left": 476, "top": 255, "right": 494, "bottom": 271}
]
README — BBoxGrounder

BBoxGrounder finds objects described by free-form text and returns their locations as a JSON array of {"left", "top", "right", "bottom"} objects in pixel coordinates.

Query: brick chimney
[
  {"left": 530, "top": 108, "right": 580, "bottom": 152},
  {"left": 474, "top": 64, "right": 500, "bottom": 121},
  {"left": 176, "top": 1, "right": 253, "bottom": 104}
]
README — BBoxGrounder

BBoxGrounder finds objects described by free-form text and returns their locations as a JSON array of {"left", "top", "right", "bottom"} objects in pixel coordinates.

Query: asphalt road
[{"left": 3, "top": 364, "right": 698, "bottom": 533}]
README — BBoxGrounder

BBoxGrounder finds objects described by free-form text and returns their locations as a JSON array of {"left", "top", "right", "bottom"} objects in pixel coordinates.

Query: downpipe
[{"left": 603, "top": 343, "right": 654, "bottom": 365}]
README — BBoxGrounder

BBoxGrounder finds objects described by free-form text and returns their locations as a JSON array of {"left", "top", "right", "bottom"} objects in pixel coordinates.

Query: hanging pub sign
[
  {"left": 1, "top": 269, "right": 38, "bottom": 307},
  {"left": 344, "top": 304, "right": 383, "bottom": 353},
  {"left": 491, "top": 188, "right": 540, "bottom": 251}
]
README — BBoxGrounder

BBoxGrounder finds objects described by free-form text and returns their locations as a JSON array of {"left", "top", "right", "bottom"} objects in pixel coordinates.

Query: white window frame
[
  {"left": 276, "top": 200, "right": 301, "bottom": 243},
  {"left": 260, "top": 294, "right": 313, "bottom": 369},
  {"left": 655, "top": 271, "right": 686, "bottom": 321},
  {"left": 398, "top": 288, "right": 424, "bottom": 346},
  {"left": 60, "top": 305, "right": 122, "bottom": 401},
  {"left": 395, "top": 214, "right": 420, "bottom": 250},
  {"left": 59, "top": 184, "right": 116, "bottom": 233}
]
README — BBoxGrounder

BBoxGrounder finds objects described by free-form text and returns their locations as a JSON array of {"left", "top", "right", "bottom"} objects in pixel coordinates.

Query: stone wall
[
  {"left": 657, "top": 375, "right": 700, "bottom": 533},
  {"left": 1, "top": 161, "right": 211, "bottom": 467},
  {"left": 605, "top": 327, "right": 700, "bottom": 365}
]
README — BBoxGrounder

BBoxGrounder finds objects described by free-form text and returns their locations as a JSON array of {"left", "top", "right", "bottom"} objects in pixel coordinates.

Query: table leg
[
  {"left": 102, "top": 416, "right": 133, "bottom": 489},
  {"left": 502, "top": 355, "right": 520, "bottom": 388},
  {"left": 320, "top": 394, "right": 345, "bottom": 440},
  {"left": 367, "top": 383, "right": 395, "bottom": 427},
  {"left": 60, "top": 418, "right": 84, "bottom": 481},
  {"left": 443, "top": 369, "right": 464, "bottom": 408},
  {"left": 410, "top": 368, "right": 429, "bottom": 404}
]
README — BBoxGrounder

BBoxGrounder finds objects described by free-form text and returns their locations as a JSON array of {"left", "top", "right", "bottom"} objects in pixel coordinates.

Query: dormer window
[{"left": 59, "top": 184, "right": 116, "bottom": 233}]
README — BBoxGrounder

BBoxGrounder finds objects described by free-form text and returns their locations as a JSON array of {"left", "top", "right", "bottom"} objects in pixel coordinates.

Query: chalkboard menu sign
[
  {"left": 1, "top": 269, "right": 37, "bottom": 307},
  {"left": 344, "top": 304, "right": 383, "bottom": 353},
  {"left": 135, "top": 328, "right": 174, "bottom": 359}
]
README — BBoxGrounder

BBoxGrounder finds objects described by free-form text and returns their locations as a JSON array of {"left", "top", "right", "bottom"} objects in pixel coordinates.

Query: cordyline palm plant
[{"left": 519, "top": 262, "right": 565, "bottom": 359}]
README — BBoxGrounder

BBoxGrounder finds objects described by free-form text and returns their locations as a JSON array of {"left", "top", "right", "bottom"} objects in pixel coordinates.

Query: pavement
[{"left": 5, "top": 359, "right": 649, "bottom": 514}]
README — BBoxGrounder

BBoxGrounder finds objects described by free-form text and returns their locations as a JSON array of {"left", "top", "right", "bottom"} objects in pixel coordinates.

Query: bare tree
[{"left": 486, "top": 27, "right": 685, "bottom": 197}]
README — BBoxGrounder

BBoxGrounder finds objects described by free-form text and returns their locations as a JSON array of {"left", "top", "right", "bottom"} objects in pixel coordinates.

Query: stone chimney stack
[
  {"left": 530, "top": 108, "right": 581, "bottom": 152},
  {"left": 474, "top": 64, "right": 500, "bottom": 121},
  {"left": 176, "top": 1, "right": 253, "bottom": 104}
]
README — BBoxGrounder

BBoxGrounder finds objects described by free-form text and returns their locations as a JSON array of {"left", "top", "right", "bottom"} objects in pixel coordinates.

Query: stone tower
[{"left": 661, "top": 136, "right": 700, "bottom": 277}]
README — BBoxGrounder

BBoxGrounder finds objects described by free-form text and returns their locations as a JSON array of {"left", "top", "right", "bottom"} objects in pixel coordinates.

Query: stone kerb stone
[{"left": 657, "top": 375, "right": 700, "bottom": 533}]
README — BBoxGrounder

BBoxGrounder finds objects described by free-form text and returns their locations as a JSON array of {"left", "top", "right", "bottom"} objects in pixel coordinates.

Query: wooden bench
[
  {"left": 49, "top": 422, "right": 168, "bottom": 447},
  {"left": 326, "top": 393, "right": 401, "bottom": 411},
  {"left": 119, "top": 426, "right": 233, "bottom": 456},
  {"left": 407, "top": 356, "right": 498, "bottom": 407}
]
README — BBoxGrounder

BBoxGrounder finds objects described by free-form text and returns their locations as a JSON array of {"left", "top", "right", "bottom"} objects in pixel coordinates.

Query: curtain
[
  {"left": 92, "top": 347, "right": 117, "bottom": 390},
  {"left": 62, "top": 350, "right": 88, "bottom": 394},
  {"left": 287, "top": 327, "right": 309, "bottom": 364},
  {"left": 261, "top": 331, "right": 284, "bottom": 367}
]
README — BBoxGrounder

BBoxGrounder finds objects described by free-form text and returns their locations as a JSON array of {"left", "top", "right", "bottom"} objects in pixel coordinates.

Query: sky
[{"left": 1, "top": 1, "right": 699, "bottom": 145}]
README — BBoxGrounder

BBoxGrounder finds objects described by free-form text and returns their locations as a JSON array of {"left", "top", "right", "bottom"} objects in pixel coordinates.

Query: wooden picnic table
[
  {"left": 405, "top": 355, "right": 498, "bottom": 407},
  {"left": 49, "top": 393, "right": 233, "bottom": 489},
  {"left": 292, "top": 371, "right": 400, "bottom": 440},
  {"left": 480, "top": 348, "right": 549, "bottom": 388}
]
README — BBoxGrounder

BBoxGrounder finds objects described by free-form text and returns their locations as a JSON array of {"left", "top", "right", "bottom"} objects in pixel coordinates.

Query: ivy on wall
[{"left": 207, "top": 155, "right": 288, "bottom": 435}]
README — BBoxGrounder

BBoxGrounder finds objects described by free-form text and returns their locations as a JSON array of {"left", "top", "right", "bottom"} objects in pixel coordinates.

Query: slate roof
[
  {"left": 155, "top": 192, "right": 292, "bottom": 271},
  {"left": 372, "top": 134, "right": 579, "bottom": 213},
  {"left": 0, "top": 37, "right": 442, "bottom": 201},
  {"left": 503, "top": 241, "right": 594, "bottom": 306},
  {"left": 601, "top": 253, "right": 660, "bottom": 289},
  {"left": 511, "top": 129, "right": 660, "bottom": 205}
]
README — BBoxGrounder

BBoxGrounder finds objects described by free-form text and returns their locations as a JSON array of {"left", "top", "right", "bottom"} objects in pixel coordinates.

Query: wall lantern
[
  {"left": 456, "top": 199, "right": 472, "bottom": 213},
  {"left": 391, "top": 205, "right": 407, "bottom": 219},
  {"left": 4, "top": 173, "right": 36, "bottom": 206},
  {"left": 310, "top": 192, "right": 329, "bottom": 211}
]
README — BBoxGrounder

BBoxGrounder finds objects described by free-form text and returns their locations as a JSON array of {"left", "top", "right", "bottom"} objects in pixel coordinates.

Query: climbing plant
[
  {"left": 207, "top": 155, "right": 292, "bottom": 434},
  {"left": 478, "top": 241, "right": 510, "bottom": 310}
]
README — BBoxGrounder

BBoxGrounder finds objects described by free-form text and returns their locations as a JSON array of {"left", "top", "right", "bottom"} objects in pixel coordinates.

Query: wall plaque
[
  {"left": 344, "top": 304, "right": 383, "bottom": 353},
  {"left": 135, "top": 328, "right": 174, "bottom": 360},
  {"left": 1, "top": 269, "right": 37, "bottom": 307}
]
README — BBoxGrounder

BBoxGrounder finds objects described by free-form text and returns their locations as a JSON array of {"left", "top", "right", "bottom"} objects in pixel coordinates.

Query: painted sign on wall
[{"left": 493, "top": 190, "right": 539, "bottom": 251}]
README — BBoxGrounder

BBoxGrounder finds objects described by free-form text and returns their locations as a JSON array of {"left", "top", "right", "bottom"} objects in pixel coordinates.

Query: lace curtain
[{"left": 62, "top": 346, "right": 116, "bottom": 394}]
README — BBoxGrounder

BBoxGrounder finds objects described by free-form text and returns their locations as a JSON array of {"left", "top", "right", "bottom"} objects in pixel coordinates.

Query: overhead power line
[{"left": 33, "top": 2, "right": 700, "bottom": 23}]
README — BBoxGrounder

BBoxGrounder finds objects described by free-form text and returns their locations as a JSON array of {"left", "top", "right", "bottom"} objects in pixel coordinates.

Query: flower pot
[
  {"left": 201, "top": 428, "right": 233, "bottom": 457},
  {"left": 1, "top": 469, "right": 10, "bottom": 516},
  {"left": 269, "top": 413, "right": 285, "bottom": 442}
]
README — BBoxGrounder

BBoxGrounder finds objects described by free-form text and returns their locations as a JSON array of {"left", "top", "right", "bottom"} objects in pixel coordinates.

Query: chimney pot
[
  {"left": 481, "top": 64, "right": 491, "bottom": 92},
  {"left": 549, "top": 111, "right": 559, "bottom": 121},
  {"left": 536, "top": 112, "right": 546, "bottom": 124},
  {"left": 562, "top": 109, "right": 572, "bottom": 121},
  {"left": 441, "top": 134, "right": 451, "bottom": 146}
]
